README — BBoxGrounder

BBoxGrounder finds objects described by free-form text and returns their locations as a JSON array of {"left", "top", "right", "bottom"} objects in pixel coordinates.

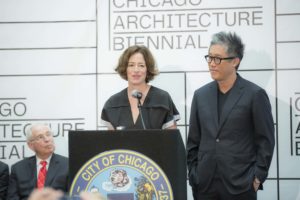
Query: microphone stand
[{"left": 137, "top": 98, "right": 146, "bottom": 130}]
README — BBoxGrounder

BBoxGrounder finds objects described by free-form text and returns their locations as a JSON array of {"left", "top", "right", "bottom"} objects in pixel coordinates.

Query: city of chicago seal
[{"left": 70, "top": 149, "right": 173, "bottom": 200}]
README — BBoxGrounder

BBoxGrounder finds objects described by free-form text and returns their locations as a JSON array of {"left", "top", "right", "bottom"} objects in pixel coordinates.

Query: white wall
[{"left": 0, "top": 0, "right": 299, "bottom": 199}]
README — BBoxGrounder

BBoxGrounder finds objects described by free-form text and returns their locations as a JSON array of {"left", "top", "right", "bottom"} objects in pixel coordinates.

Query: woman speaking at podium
[{"left": 101, "top": 45, "right": 180, "bottom": 130}]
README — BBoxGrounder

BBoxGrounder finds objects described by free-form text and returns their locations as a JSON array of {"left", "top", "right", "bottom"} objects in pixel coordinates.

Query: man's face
[
  {"left": 207, "top": 44, "right": 239, "bottom": 82},
  {"left": 28, "top": 125, "right": 55, "bottom": 159}
]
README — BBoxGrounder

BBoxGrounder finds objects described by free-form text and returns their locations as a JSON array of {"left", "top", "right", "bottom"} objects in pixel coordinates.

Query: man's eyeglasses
[
  {"left": 30, "top": 131, "right": 53, "bottom": 142},
  {"left": 204, "top": 55, "right": 236, "bottom": 65}
]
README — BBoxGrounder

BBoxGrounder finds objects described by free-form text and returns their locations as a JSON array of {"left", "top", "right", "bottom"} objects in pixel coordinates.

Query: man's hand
[{"left": 253, "top": 177, "right": 261, "bottom": 192}]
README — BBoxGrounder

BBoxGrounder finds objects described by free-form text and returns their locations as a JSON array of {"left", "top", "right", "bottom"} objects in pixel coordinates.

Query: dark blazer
[
  {"left": 0, "top": 161, "right": 9, "bottom": 200},
  {"left": 7, "top": 153, "right": 69, "bottom": 200},
  {"left": 187, "top": 74, "right": 275, "bottom": 194}
]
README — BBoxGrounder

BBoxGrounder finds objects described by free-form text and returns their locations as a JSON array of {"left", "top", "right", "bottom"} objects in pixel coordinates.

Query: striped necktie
[{"left": 37, "top": 160, "right": 47, "bottom": 188}]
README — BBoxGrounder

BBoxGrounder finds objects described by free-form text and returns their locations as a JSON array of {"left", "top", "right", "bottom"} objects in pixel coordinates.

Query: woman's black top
[{"left": 101, "top": 86, "right": 180, "bottom": 129}]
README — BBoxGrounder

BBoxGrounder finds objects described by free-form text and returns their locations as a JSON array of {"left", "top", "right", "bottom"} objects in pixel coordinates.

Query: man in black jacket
[{"left": 187, "top": 31, "right": 275, "bottom": 200}]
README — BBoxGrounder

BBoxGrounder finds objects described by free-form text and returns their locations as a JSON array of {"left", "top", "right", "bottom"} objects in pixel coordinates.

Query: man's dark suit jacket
[
  {"left": 7, "top": 153, "right": 69, "bottom": 200},
  {"left": 187, "top": 74, "right": 275, "bottom": 195},
  {"left": 0, "top": 161, "right": 9, "bottom": 200}
]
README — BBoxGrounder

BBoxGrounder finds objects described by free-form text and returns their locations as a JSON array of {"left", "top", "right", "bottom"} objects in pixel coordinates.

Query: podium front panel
[{"left": 69, "top": 129, "right": 187, "bottom": 200}]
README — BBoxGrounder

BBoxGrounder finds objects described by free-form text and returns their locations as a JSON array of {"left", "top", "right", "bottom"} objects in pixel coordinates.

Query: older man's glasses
[
  {"left": 204, "top": 55, "right": 236, "bottom": 65},
  {"left": 31, "top": 131, "right": 53, "bottom": 142}
]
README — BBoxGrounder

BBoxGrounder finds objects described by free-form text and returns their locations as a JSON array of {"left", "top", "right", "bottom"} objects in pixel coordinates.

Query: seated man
[
  {"left": 0, "top": 161, "right": 9, "bottom": 200},
  {"left": 7, "top": 123, "right": 69, "bottom": 200}
]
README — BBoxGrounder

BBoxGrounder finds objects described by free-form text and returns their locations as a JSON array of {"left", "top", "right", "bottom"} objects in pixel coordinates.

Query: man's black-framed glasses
[{"left": 204, "top": 55, "right": 236, "bottom": 65}]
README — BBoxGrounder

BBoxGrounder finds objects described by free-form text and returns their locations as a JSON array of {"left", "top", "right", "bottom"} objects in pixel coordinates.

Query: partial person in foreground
[
  {"left": 0, "top": 160, "right": 9, "bottom": 200},
  {"left": 7, "top": 123, "right": 69, "bottom": 200},
  {"left": 101, "top": 45, "right": 180, "bottom": 130},
  {"left": 28, "top": 187, "right": 106, "bottom": 200},
  {"left": 187, "top": 31, "right": 275, "bottom": 200}
]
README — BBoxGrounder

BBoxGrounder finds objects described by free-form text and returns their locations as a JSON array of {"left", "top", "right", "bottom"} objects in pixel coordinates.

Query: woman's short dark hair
[{"left": 115, "top": 45, "right": 159, "bottom": 83}]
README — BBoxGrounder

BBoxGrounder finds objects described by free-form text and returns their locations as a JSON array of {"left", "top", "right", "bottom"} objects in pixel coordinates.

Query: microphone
[
  {"left": 131, "top": 90, "right": 142, "bottom": 99},
  {"left": 131, "top": 90, "right": 146, "bottom": 130}
]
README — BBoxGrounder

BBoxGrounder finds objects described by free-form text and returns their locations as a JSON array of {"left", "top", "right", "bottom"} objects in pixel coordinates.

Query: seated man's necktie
[{"left": 37, "top": 160, "right": 47, "bottom": 188}]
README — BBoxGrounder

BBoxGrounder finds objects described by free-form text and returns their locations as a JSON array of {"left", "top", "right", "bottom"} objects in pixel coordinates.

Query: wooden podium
[{"left": 68, "top": 129, "right": 187, "bottom": 200}]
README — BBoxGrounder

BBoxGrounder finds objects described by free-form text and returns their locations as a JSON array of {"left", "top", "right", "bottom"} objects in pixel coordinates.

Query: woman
[{"left": 101, "top": 45, "right": 180, "bottom": 130}]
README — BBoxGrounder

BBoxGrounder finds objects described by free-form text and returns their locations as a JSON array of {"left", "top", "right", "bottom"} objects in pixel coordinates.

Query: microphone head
[{"left": 131, "top": 89, "right": 142, "bottom": 99}]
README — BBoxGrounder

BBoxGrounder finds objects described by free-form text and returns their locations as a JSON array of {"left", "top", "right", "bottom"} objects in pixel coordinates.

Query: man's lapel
[
  {"left": 218, "top": 75, "right": 245, "bottom": 135},
  {"left": 28, "top": 156, "right": 38, "bottom": 188},
  {"left": 45, "top": 154, "right": 57, "bottom": 186},
  {"left": 208, "top": 82, "right": 219, "bottom": 137}
]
